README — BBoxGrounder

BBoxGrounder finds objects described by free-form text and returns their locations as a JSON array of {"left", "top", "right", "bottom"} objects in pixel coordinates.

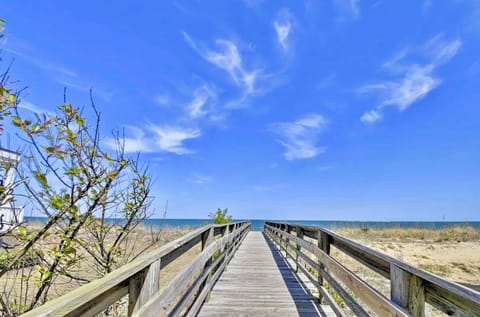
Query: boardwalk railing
[
  {"left": 22, "top": 221, "right": 250, "bottom": 317},
  {"left": 265, "top": 221, "right": 480, "bottom": 317}
]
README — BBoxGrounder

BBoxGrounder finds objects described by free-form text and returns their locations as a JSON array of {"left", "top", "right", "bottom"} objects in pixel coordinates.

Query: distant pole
[{"left": 163, "top": 200, "right": 168, "bottom": 219}]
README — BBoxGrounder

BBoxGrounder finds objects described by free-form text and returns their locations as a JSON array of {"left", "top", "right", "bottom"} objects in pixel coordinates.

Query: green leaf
[
  {"left": 12, "top": 116, "right": 22, "bottom": 127},
  {"left": 34, "top": 171, "right": 48, "bottom": 188},
  {"left": 107, "top": 171, "right": 119, "bottom": 180},
  {"left": 17, "top": 226, "right": 27, "bottom": 237},
  {"left": 65, "top": 167, "right": 82, "bottom": 176},
  {"left": 50, "top": 196, "right": 63, "bottom": 209},
  {"left": 41, "top": 271, "right": 51, "bottom": 282},
  {"left": 75, "top": 116, "right": 85, "bottom": 126}
]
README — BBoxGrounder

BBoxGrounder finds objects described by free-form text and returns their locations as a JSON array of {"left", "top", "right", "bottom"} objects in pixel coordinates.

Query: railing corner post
[
  {"left": 128, "top": 258, "right": 161, "bottom": 316},
  {"left": 317, "top": 230, "right": 330, "bottom": 303},
  {"left": 390, "top": 264, "right": 425, "bottom": 317}
]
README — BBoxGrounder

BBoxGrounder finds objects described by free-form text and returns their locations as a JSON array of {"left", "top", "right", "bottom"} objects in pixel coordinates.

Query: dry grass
[
  {"left": 335, "top": 225, "right": 480, "bottom": 242},
  {"left": 0, "top": 224, "right": 198, "bottom": 315}
]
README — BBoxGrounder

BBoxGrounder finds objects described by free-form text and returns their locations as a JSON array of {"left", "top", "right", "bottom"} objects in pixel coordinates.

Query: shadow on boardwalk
[
  {"left": 262, "top": 232, "right": 330, "bottom": 317},
  {"left": 198, "top": 231, "right": 334, "bottom": 317}
]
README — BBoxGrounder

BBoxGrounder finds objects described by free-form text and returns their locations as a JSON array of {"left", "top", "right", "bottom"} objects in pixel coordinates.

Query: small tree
[
  {"left": 0, "top": 95, "right": 154, "bottom": 315},
  {"left": 209, "top": 208, "right": 233, "bottom": 224}
]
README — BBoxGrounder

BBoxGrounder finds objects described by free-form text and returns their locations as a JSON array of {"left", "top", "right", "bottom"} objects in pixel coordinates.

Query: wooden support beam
[
  {"left": 295, "top": 226, "right": 304, "bottom": 273},
  {"left": 128, "top": 258, "right": 161, "bottom": 315},
  {"left": 391, "top": 264, "right": 425, "bottom": 317}
]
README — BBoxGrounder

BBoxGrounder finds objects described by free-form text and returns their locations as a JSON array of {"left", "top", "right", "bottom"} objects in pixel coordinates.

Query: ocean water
[{"left": 25, "top": 217, "right": 480, "bottom": 232}]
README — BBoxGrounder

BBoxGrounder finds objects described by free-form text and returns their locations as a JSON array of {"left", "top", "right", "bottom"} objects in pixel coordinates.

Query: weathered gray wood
[
  {"left": 198, "top": 231, "right": 335, "bottom": 317},
  {"left": 201, "top": 227, "right": 214, "bottom": 251},
  {"left": 21, "top": 222, "right": 249, "bottom": 317},
  {"left": 391, "top": 264, "right": 425, "bottom": 317},
  {"left": 186, "top": 229, "right": 247, "bottom": 317},
  {"left": 133, "top": 226, "right": 247, "bottom": 317},
  {"left": 266, "top": 221, "right": 480, "bottom": 317},
  {"left": 296, "top": 226, "right": 303, "bottom": 273},
  {"left": 169, "top": 252, "right": 225, "bottom": 317},
  {"left": 128, "top": 258, "right": 161, "bottom": 315},
  {"left": 269, "top": 228, "right": 368, "bottom": 317},
  {"left": 318, "top": 229, "right": 330, "bottom": 303},
  {"left": 266, "top": 224, "right": 409, "bottom": 317}
]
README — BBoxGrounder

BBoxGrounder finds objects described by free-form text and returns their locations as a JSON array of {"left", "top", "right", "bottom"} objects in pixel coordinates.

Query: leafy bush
[{"left": 209, "top": 208, "right": 233, "bottom": 224}]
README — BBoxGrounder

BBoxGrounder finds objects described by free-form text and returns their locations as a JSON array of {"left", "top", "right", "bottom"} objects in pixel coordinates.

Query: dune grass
[{"left": 334, "top": 225, "right": 480, "bottom": 242}]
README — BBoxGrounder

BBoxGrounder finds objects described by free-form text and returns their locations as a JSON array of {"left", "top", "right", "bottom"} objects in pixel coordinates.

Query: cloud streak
[
  {"left": 186, "top": 85, "right": 216, "bottom": 119},
  {"left": 17, "top": 100, "right": 51, "bottom": 115},
  {"left": 106, "top": 124, "right": 201, "bottom": 155},
  {"left": 359, "top": 34, "right": 461, "bottom": 123},
  {"left": 334, "top": 0, "right": 360, "bottom": 19},
  {"left": 183, "top": 32, "right": 265, "bottom": 108},
  {"left": 6, "top": 48, "right": 114, "bottom": 102},
  {"left": 187, "top": 173, "right": 213, "bottom": 184},
  {"left": 270, "top": 113, "right": 327, "bottom": 160},
  {"left": 6, "top": 48, "right": 77, "bottom": 78},
  {"left": 274, "top": 10, "right": 293, "bottom": 51}
]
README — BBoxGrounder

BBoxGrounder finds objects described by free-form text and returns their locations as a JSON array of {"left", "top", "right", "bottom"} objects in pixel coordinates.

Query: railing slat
[
  {"left": 21, "top": 222, "right": 250, "bottom": 317},
  {"left": 265, "top": 221, "right": 480, "bottom": 317},
  {"left": 132, "top": 224, "right": 248, "bottom": 317},
  {"left": 266, "top": 224, "right": 409, "bottom": 317}
]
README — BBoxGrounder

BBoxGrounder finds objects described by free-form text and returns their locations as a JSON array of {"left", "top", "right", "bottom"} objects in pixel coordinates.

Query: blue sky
[{"left": 1, "top": 1, "right": 479, "bottom": 221}]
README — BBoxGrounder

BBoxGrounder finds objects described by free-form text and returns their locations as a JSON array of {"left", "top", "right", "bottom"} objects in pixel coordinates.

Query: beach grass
[{"left": 334, "top": 225, "right": 480, "bottom": 242}]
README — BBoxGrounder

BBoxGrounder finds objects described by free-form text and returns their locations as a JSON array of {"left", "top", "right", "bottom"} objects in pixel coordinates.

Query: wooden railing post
[
  {"left": 201, "top": 226, "right": 215, "bottom": 296},
  {"left": 295, "top": 226, "right": 303, "bottom": 273},
  {"left": 317, "top": 230, "right": 330, "bottom": 303},
  {"left": 128, "top": 258, "right": 161, "bottom": 315},
  {"left": 391, "top": 264, "right": 425, "bottom": 317},
  {"left": 201, "top": 226, "right": 214, "bottom": 251},
  {"left": 284, "top": 225, "right": 290, "bottom": 257}
]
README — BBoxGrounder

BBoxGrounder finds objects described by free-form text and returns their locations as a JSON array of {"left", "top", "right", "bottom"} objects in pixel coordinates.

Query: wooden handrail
[
  {"left": 265, "top": 221, "right": 480, "bottom": 317},
  {"left": 22, "top": 221, "right": 250, "bottom": 317}
]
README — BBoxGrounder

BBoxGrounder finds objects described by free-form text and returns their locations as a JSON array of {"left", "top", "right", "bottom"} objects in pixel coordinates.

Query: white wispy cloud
[
  {"left": 6, "top": 48, "right": 114, "bottom": 102},
  {"left": 186, "top": 85, "right": 216, "bottom": 119},
  {"left": 6, "top": 48, "right": 77, "bottom": 78},
  {"left": 273, "top": 9, "right": 293, "bottom": 51},
  {"left": 149, "top": 124, "right": 201, "bottom": 154},
  {"left": 359, "top": 35, "right": 461, "bottom": 123},
  {"left": 154, "top": 94, "right": 170, "bottom": 107},
  {"left": 270, "top": 113, "right": 327, "bottom": 160},
  {"left": 106, "top": 124, "right": 201, "bottom": 155},
  {"left": 334, "top": 0, "right": 360, "bottom": 19},
  {"left": 183, "top": 32, "right": 265, "bottom": 108},
  {"left": 56, "top": 78, "right": 116, "bottom": 102},
  {"left": 17, "top": 100, "right": 51, "bottom": 114},
  {"left": 360, "top": 109, "right": 382, "bottom": 124},
  {"left": 187, "top": 173, "right": 213, "bottom": 184}
]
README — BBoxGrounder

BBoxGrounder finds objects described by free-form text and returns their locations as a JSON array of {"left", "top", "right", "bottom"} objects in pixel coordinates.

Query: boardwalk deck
[{"left": 198, "top": 231, "right": 335, "bottom": 317}]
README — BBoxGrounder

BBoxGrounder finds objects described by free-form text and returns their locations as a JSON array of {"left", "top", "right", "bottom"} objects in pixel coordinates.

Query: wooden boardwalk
[
  {"left": 24, "top": 222, "right": 480, "bottom": 317},
  {"left": 198, "top": 232, "right": 335, "bottom": 317}
]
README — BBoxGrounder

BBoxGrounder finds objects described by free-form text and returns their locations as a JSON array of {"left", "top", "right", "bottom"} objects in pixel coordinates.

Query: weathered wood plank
[
  {"left": 198, "top": 232, "right": 335, "bottom": 317},
  {"left": 134, "top": 226, "right": 247, "bottom": 317},
  {"left": 266, "top": 221, "right": 480, "bottom": 317},
  {"left": 186, "top": 227, "right": 248, "bottom": 317},
  {"left": 269, "top": 229, "right": 368, "bottom": 317},
  {"left": 128, "top": 258, "right": 161, "bottom": 315},
  {"left": 266, "top": 225, "right": 409, "bottom": 317},
  {"left": 21, "top": 222, "right": 249, "bottom": 317},
  {"left": 391, "top": 264, "right": 425, "bottom": 317}
]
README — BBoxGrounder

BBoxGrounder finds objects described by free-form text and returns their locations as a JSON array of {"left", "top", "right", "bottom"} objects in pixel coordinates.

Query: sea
[{"left": 24, "top": 217, "right": 480, "bottom": 232}]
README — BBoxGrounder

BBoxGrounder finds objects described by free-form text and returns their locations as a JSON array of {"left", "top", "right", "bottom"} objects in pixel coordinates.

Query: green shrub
[{"left": 209, "top": 208, "right": 233, "bottom": 224}]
